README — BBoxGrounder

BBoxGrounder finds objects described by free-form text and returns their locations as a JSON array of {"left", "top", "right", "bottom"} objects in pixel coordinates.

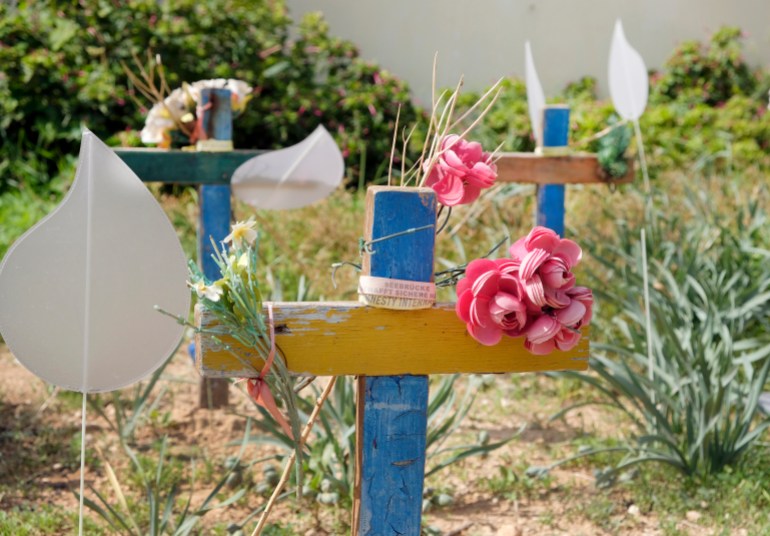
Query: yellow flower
[
  {"left": 237, "top": 252, "right": 250, "bottom": 270},
  {"left": 224, "top": 218, "right": 257, "bottom": 250}
]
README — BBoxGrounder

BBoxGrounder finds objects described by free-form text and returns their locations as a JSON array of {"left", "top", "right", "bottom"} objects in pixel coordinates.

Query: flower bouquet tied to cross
[{"left": 455, "top": 226, "right": 592, "bottom": 353}]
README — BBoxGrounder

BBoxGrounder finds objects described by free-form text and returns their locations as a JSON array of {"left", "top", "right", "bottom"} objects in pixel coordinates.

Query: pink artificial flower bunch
[
  {"left": 425, "top": 134, "right": 497, "bottom": 206},
  {"left": 455, "top": 226, "right": 593, "bottom": 354}
]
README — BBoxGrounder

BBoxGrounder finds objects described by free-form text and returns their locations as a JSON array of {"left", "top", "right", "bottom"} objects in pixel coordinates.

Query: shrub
[
  {"left": 0, "top": 1, "right": 420, "bottom": 194},
  {"left": 560, "top": 178, "right": 770, "bottom": 478},
  {"left": 652, "top": 27, "right": 758, "bottom": 106},
  {"left": 449, "top": 26, "right": 770, "bottom": 178}
]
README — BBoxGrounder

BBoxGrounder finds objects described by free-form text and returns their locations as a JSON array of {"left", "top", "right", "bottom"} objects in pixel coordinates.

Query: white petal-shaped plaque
[
  {"left": 0, "top": 130, "right": 190, "bottom": 392},
  {"left": 525, "top": 41, "right": 547, "bottom": 148},
  {"left": 231, "top": 125, "right": 344, "bottom": 210},
  {"left": 608, "top": 19, "right": 649, "bottom": 121}
]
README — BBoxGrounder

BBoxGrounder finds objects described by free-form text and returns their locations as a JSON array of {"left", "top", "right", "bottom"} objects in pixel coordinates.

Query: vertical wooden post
[
  {"left": 198, "top": 88, "right": 233, "bottom": 409},
  {"left": 352, "top": 187, "right": 437, "bottom": 535},
  {"left": 536, "top": 105, "right": 570, "bottom": 236}
]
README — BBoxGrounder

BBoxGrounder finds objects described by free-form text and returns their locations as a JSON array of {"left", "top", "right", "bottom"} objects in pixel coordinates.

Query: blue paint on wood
[
  {"left": 358, "top": 376, "right": 429, "bottom": 535},
  {"left": 199, "top": 185, "right": 231, "bottom": 279},
  {"left": 357, "top": 187, "right": 436, "bottom": 535},
  {"left": 200, "top": 88, "right": 233, "bottom": 140},
  {"left": 198, "top": 88, "right": 233, "bottom": 280},
  {"left": 541, "top": 105, "right": 570, "bottom": 147},
  {"left": 536, "top": 105, "right": 569, "bottom": 236}
]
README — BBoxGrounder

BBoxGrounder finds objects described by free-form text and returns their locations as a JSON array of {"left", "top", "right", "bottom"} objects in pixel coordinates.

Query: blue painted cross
[
  {"left": 117, "top": 88, "right": 260, "bottom": 408},
  {"left": 495, "top": 104, "right": 634, "bottom": 236}
]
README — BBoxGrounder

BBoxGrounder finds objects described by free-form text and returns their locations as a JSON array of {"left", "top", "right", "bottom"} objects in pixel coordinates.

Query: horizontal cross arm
[
  {"left": 115, "top": 148, "right": 263, "bottom": 184},
  {"left": 195, "top": 302, "right": 589, "bottom": 377},
  {"left": 496, "top": 152, "right": 633, "bottom": 184}
]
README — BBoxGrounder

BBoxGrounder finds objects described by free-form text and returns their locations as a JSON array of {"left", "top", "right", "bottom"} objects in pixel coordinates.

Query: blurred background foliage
[{"left": 0, "top": 0, "right": 419, "bottom": 196}]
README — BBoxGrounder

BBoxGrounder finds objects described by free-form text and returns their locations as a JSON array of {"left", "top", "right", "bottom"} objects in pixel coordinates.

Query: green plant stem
[{"left": 252, "top": 376, "right": 338, "bottom": 536}]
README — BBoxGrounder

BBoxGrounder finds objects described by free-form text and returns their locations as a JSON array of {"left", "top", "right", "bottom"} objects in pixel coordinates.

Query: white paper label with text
[{"left": 358, "top": 276, "right": 435, "bottom": 310}]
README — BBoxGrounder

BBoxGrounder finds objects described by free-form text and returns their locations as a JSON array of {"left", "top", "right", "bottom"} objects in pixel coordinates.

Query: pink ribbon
[{"left": 242, "top": 303, "right": 294, "bottom": 439}]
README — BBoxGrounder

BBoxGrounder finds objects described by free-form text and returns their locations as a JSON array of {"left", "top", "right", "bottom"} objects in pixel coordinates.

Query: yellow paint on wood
[
  {"left": 195, "top": 303, "right": 589, "bottom": 377},
  {"left": 496, "top": 152, "right": 634, "bottom": 184}
]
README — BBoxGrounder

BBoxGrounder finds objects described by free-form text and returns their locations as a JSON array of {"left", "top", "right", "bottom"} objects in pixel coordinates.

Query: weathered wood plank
[
  {"left": 496, "top": 152, "right": 634, "bottom": 184},
  {"left": 114, "top": 149, "right": 262, "bottom": 184},
  {"left": 354, "top": 186, "right": 435, "bottom": 535},
  {"left": 198, "top": 88, "right": 233, "bottom": 409},
  {"left": 195, "top": 302, "right": 590, "bottom": 377}
]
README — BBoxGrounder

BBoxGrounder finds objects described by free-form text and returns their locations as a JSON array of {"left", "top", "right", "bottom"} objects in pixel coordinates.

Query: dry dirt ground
[{"left": 0, "top": 343, "right": 722, "bottom": 535}]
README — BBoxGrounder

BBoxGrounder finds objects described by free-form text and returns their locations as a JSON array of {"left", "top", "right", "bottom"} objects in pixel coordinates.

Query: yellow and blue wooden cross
[
  {"left": 195, "top": 186, "right": 589, "bottom": 534},
  {"left": 117, "top": 87, "right": 263, "bottom": 408},
  {"left": 495, "top": 105, "right": 634, "bottom": 235}
]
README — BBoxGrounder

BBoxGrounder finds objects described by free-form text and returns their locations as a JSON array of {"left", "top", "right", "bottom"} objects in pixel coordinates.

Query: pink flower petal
[
  {"left": 540, "top": 258, "right": 571, "bottom": 289},
  {"left": 526, "top": 315, "right": 561, "bottom": 344},
  {"left": 495, "top": 258, "right": 520, "bottom": 274},
  {"left": 544, "top": 287, "right": 570, "bottom": 308},
  {"left": 508, "top": 237, "right": 528, "bottom": 261},
  {"left": 466, "top": 258, "right": 497, "bottom": 281},
  {"left": 469, "top": 322, "right": 503, "bottom": 346},
  {"left": 553, "top": 239, "right": 582, "bottom": 267},
  {"left": 524, "top": 274, "right": 546, "bottom": 308},
  {"left": 526, "top": 227, "right": 559, "bottom": 253},
  {"left": 460, "top": 182, "right": 482, "bottom": 205},
  {"left": 498, "top": 274, "right": 523, "bottom": 296},
  {"left": 470, "top": 297, "right": 492, "bottom": 327},
  {"left": 471, "top": 270, "right": 501, "bottom": 298},
  {"left": 456, "top": 289, "right": 473, "bottom": 323},
  {"left": 555, "top": 327, "right": 581, "bottom": 351},
  {"left": 519, "top": 248, "right": 550, "bottom": 280},
  {"left": 456, "top": 277, "right": 471, "bottom": 296},
  {"left": 431, "top": 174, "right": 465, "bottom": 206},
  {"left": 525, "top": 339, "right": 557, "bottom": 355},
  {"left": 555, "top": 299, "right": 586, "bottom": 327}
]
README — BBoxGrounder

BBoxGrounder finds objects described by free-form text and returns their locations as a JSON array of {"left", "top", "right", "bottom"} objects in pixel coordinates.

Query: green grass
[{"left": 0, "top": 505, "right": 105, "bottom": 536}]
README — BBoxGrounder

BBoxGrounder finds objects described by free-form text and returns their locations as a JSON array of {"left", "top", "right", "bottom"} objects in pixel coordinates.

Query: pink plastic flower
[
  {"left": 425, "top": 135, "right": 497, "bottom": 206},
  {"left": 509, "top": 226, "right": 582, "bottom": 310},
  {"left": 456, "top": 258, "right": 528, "bottom": 346},
  {"left": 455, "top": 226, "right": 593, "bottom": 354}
]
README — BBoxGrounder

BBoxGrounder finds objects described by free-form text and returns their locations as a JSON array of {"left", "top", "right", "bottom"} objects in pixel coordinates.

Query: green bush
[
  {"left": 652, "top": 27, "right": 758, "bottom": 106},
  {"left": 0, "top": 1, "right": 420, "bottom": 194},
  {"left": 449, "top": 26, "right": 770, "bottom": 177},
  {"left": 561, "top": 179, "right": 770, "bottom": 478}
]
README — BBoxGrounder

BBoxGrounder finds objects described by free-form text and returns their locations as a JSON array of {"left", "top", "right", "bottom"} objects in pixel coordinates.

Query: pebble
[
  {"left": 685, "top": 510, "right": 701, "bottom": 522},
  {"left": 628, "top": 504, "right": 640, "bottom": 516}
]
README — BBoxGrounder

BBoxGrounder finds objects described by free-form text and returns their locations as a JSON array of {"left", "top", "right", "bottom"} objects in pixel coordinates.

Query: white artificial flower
[
  {"left": 224, "top": 218, "right": 258, "bottom": 250},
  {"left": 188, "top": 280, "right": 223, "bottom": 302}
]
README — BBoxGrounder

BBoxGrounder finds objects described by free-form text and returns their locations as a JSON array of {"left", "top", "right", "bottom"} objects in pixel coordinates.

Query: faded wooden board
[
  {"left": 496, "top": 152, "right": 634, "bottom": 184},
  {"left": 115, "top": 148, "right": 261, "bottom": 184},
  {"left": 195, "top": 302, "right": 590, "bottom": 377}
]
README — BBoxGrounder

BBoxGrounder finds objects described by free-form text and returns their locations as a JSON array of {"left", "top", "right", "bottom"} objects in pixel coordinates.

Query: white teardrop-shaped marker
[
  {"left": 0, "top": 130, "right": 190, "bottom": 392},
  {"left": 608, "top": 19, "right": 649, "bottom": 121},
  {"left": 232, "top": 125, "right": 344, "bottom": 210},
  {"left": 525, "top": 41, "right": 547, "bottom": 148}
]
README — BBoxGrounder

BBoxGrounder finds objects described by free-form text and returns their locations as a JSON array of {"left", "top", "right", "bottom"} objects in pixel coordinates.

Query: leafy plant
[
  {"left": 652, "top": 26, "right": 758, "bottom": 106},
  {"left": 0, "top": 1, "right": 421, "bottom": 195},
  {"left": 557, "top": 179, "right": 770, "bottom": 479},
  {"left": 238, "top": 374, "right": 513, "bottom": 509},
  {"left": 82, "top": 425, "right": 256, "bottom": 535}
]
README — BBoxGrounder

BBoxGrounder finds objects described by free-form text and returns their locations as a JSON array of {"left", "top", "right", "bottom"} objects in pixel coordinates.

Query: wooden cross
[
  {"left": 195, "top": 186, "right": 589, "bottom": 534},
  {"left": 116, "top": 88, "right": 262, "bottom": 409},
  {"left": 494, "top": 105, "right": 634, "bottom": 235}
]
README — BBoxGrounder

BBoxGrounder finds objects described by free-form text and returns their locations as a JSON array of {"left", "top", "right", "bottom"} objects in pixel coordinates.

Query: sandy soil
[{"left": 0, "top": 343, "right": 712, "bottom": 535}]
